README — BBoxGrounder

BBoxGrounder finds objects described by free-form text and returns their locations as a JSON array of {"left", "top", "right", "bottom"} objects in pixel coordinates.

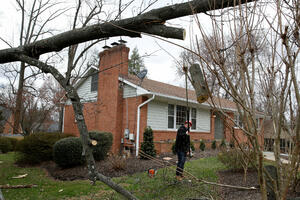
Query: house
[
  {"left": 0, "top": 106, "right": 21, "bottom": 135},
  {"left": 263, "top": 120, "right": 294, "bottom": 153},
  {"left": 63, "top": 44, "right": 264, "bottom": 155}
]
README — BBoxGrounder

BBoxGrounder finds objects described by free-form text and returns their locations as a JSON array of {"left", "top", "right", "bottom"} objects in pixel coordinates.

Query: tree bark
[{"left": 13, "top": 62, "right": 25, "bottom": 134}]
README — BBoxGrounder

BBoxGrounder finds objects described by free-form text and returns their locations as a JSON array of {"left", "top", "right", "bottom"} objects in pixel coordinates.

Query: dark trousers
[{"left": 176, "top": 151, "right": 186, "bottom": 176}]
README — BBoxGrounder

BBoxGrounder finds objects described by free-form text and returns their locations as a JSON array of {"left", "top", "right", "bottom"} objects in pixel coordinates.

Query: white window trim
[
  {"left": 167, "top": 104, "right": 197, "bottom": 131},
  {"left": 234, "top": 114, "right": 243, "bottom": 129},
  {"left": 234, "top": 115, "right": 261, "bottom": 130}
]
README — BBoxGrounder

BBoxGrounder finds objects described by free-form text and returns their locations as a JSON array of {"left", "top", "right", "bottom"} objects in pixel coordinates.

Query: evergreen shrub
[
  {"left": 6, "top": 137, "right": 19, "bottom": 151},
  {"left": 16, "top": 132, "right": 70, "bottom": 164},
  {"left": 53, "top": 137, "right": 85, "bottom": 168},
  {"left": 0, "top": 137, "right": 13, "bottom": 153},
  {"left": 140, "top": 126, "right": 156, "bottom": 159},
  {"left": 211, "top": 140, "right": 217, "bottom": 150},
  {"left": 89, "top": 131, "right": 113, "bottom": 161},
  {"left": 199, "top": 140, "right": 206, "bottom": 151},
  {"left": 190, "top": 141, "right": 195, "bottom": 151},
  {"left": 219, "top": 139, "right": 226, "bottom": 149}
]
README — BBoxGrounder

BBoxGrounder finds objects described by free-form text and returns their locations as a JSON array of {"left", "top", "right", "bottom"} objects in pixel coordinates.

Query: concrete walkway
[{"left": 263, "top": 151, "right": 290, "bottom": 164}]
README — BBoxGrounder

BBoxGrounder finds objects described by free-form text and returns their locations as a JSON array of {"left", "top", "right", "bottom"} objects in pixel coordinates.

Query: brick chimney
[{"left": 96, "top": 45, "right": 129, "bottom": 153}]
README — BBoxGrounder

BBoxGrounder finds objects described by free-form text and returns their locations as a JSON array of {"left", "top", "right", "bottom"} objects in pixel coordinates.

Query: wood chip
[
  {"left": 12, "top": 174, "right": 28, "bottom": 179},
  {"left": 91, "top": 140, "right": 97, "bottom": 146},
  {"left": 163, "top": 157, "right": 172, "bottom": 161}
]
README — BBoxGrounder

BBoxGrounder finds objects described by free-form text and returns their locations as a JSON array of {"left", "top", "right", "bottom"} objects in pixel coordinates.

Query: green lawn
[{"left": 0, "top": 153, "right": 226, "bottom": 200}]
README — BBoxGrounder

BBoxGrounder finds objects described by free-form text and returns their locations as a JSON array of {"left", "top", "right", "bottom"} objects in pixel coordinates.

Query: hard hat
[{"left": 184, "top": 121, "right": 192, "bottom": 126}]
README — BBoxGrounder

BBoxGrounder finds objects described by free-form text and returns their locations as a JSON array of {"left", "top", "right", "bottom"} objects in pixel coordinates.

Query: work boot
[{"left": 176, "top": 175, "right": 183, "bottom": 181}]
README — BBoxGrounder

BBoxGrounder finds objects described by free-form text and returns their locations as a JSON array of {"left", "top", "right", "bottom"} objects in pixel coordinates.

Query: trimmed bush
[
  {"left": 220, "top": 139, "right": 226, "bottom": 149},
  {"left": 16, "top": 132, "right": 71, "bottom": 164},
  {"left": 199, "top": 140, "right": 206, "bottom": 151},
  {"left": 229, "top": 140, "right": 235, "bottom": 148},
  {"left": 89, "top": 131, "right": 113, "bottom": 161},
  {"left": 140, "top": 126, "right": 156, "bottom": 159},
  {"left": 53, "top": 137, "right": 85, "bottom": 168},
  {"left": 0, "top": 137, "right": 13, "bottom": 153},
  {"left": 6, "top": 137, "right": 19, "bottom": 151},
  {"left": 211, "top": 140, "right": 217, "bottom": 150},
  {"left": 190, "top": 141, "right": 195, "bottom": 152}
]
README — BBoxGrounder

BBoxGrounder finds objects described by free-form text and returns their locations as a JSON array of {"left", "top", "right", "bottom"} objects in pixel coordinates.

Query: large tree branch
[{"left": 0, "top": 0, "right": 254, "bottom": 64}]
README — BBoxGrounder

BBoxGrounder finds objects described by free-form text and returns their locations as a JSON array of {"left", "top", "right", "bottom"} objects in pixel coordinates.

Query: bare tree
[
  {"left": 0, "top": 0, "right": 255, "bottom": 199},
  {"left": 0, "top": 0, "right": 66, "bottom": 134},
  {"left": 190, "top": 1, "right": 299, "bottom": 199}
]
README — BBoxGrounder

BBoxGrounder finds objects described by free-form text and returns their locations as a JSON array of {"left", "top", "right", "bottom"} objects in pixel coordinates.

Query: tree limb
[
  {"left": 0, "top": 184, "right": 37, "bottom": 189},
  {"left": 0, "top": 0, "right": 254, "bottom": 64}
]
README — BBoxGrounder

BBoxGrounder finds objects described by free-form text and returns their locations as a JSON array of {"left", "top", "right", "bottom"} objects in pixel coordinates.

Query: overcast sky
[{"left": 0, "top": 0, "right": 213, "bottom": 88}]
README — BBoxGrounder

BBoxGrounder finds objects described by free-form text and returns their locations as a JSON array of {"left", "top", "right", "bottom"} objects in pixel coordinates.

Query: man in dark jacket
[{"left": 175, "top": 121, "right": 191, "bottom": 180}]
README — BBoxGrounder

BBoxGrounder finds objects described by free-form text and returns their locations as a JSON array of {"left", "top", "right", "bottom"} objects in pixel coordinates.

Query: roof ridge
[{"left": 120, "top": 74, "right": 234, "bottom": 104}]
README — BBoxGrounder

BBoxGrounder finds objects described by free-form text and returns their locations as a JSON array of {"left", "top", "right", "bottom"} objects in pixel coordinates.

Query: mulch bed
[
  {"left": 41, "top": 150, "right": 218, "bottom": 181},
  {"left": 40, "top": 150, "right": 300, "bottom": 199},
  {"left": 218, "top": 169, "right": 261, "bottom": 200}
]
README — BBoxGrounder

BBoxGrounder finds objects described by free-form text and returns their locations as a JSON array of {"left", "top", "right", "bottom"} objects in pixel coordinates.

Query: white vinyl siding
[
  {"left": 196, "top": 109, "right": 210, "bottom": 132},
  {"left": 123, "top": 84, "right": 137, "bottom": 98},
  {"left": 77, "top": 75, "right": 98, "bottom": 102},
  {"left": 147, "top": 100, "right": 211, "bottom": 132},
  {"left": 147, "top": 101, "right": 167, "bottom": 130}
]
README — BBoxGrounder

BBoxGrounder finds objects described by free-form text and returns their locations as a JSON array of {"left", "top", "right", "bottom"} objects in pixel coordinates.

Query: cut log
[{"left": 189, "top": 64, "right": 209, "bottom": 103}]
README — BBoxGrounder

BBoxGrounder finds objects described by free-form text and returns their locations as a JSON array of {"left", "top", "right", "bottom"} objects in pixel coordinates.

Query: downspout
[
  {"left": 62, "top": 107, "right": 65, "bottom": 133},
  {"left": 136, "top": 94, "right": 155, "bottom": 157}
]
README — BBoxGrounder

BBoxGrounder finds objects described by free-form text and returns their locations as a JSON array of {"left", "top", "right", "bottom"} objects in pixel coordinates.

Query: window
[
  {"left": 168, "top": 104, "right": 197, "bottom": 130},
  {"left": 191, "top": 108, "right": 196, "bottom": 130},
  {"left": 264, "top": 138, "right": 274, "bottom": 151},
  {"left": 280, "top": 139, "right": 286, "bottom": 152},
  {"left": 168, "top": 104, "right": 174, "bottom": 129},
  {"left": 176, "top": 105, "right": 187, "bottom": 128},
  {"left": 91, "top": 72, "right": 98, "bottom": 92},
  {"left": 234, "top": 114, "right": 243, "bottom": 128}
]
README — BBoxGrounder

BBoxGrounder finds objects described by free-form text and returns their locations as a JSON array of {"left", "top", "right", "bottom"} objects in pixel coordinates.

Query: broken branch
[{"left": 0, "top": 184, "right": 37, "bottom": 189}]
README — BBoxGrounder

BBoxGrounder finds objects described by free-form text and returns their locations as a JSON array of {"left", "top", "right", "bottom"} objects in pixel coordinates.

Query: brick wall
[
  {"left": 223, "top": 112, "right": 264, "bottom": 146},
  {"left": 3, "top": 115, "right": 13, "bottom": 134},
  {"left": 63, "top": 45, "right": 130, "bottom": 153},
  {"left": 96, "top": 45, "right": 129, "bottom": 153},
  {"left": 2, "top": 114, "right": 22, "bottom": 135},
  {"left": 63, "top": 102, "right": 99, "bottom": 136}
]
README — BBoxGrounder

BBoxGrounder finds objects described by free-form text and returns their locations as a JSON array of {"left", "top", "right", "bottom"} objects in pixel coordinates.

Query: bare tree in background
[
  {"left": 39, "top": 76, "right": 66, "bottom": 132},
  {"left": 0, "top": 81, "right": 57, "bottom": 135},
  {"left": 0, "top": 0, "right": 66, "bottom": 134},
  {"left": 0, "top": 0, "right": 255, "bottom": 199},
  {"left": 176, "top": 37, "right": 238, "bottom": 98},
  {"left": 191, "top": 1, "right": 299, "bottom": 199}
]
